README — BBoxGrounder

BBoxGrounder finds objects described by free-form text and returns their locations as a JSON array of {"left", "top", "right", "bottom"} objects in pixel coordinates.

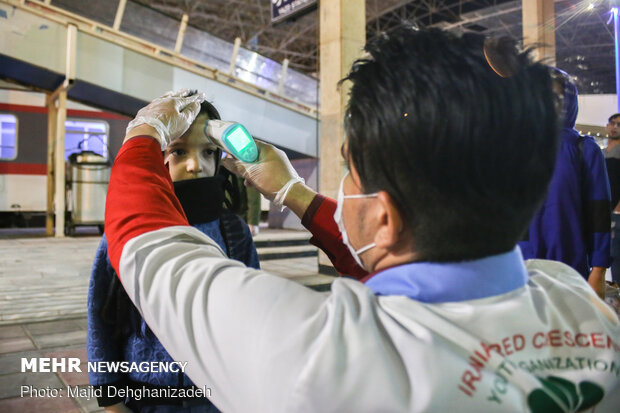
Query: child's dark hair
[{"left": 186, "top": 90, "right": 242, "bottom": 213}]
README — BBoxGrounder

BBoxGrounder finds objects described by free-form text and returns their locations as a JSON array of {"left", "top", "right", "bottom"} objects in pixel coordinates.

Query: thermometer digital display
[{"left": 204, "top": 120, "right": 258, "bottom": 163}]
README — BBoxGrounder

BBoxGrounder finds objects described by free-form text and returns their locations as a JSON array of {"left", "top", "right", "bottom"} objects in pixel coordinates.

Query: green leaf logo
[{"left": 527, "top": 376, "right": 604, "bottom": 413}]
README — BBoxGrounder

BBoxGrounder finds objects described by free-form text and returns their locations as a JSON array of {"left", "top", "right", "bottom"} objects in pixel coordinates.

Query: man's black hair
[
  {"left": 609, "top": 113, "right": 620, "bottom": 123},
  {"left": 341, "top": 26, "right": 559, "bottom": 261}
]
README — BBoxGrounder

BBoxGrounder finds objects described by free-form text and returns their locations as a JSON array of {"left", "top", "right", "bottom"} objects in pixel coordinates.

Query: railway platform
[{"left": 0, "top": 227, "right": 334, "bottom": 412}]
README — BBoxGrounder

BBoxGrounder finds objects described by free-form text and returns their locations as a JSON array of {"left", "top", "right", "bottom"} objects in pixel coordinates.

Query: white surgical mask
[{"left": 333, "top": 172, "right": 378, "bottom": 269}]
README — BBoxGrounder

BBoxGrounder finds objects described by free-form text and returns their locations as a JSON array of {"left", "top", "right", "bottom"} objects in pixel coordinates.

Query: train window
[
  {"left": 0, "top": 114, "right": 17, "bottom": 160},
  {"left": 65, "top": 119, "right": 109, "bottom": 160}
]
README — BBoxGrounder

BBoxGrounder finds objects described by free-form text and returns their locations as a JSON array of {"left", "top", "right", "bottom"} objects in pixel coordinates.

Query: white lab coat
[{"left": 118, "top": 226, "right": 620, "bottom": 412}]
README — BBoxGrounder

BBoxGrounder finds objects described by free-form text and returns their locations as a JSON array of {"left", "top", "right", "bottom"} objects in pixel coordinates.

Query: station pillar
[
  {"left": 54, "top": 90, "right": 67, "bottom": 238},
  {"left": 45, "top": 96, "right": 57, "bottom": 236},
  {"left": 522, "top": 0, "right": 556, "bottom": 65},
  {"left": 318, "top": 0, "right": 365, "bottom": 274},
  {"left": 45, "top": 87, "right": 68, "bottom": 238}
]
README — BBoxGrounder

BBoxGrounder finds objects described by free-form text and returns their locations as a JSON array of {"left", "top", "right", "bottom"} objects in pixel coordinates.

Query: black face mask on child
[{"left": 173, "top": 175, "right": 225, "bottom": 225}]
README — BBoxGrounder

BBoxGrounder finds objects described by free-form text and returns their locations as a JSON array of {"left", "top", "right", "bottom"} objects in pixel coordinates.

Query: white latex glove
[
  {"left": 222, "top": 141, "right": 304, "bottom": 209},
  {"left": 126, "top": 89, "right": 205, "bottom": 149}
]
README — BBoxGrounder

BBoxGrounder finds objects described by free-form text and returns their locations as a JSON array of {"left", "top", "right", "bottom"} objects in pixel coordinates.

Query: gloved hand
[
  {"left": 126, "top": 89, "right": 205, "bottom": 149},
  {"left": 221, "top": 141, "right": 304, "bottom": 210}
]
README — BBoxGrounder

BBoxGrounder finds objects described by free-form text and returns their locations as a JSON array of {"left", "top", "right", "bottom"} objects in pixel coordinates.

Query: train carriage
[{"left": 0, "top": 93, "right": 128, "bottom": 228}]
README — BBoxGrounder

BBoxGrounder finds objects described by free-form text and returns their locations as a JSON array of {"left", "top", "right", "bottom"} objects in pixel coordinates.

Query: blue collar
[{"left": 364, "top": 247, "right": 528, "bottom": 303}]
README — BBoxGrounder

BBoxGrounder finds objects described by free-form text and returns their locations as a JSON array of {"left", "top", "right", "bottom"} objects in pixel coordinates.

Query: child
[{"left": 87, "top": 95, "right": 258, "bottom": 412}]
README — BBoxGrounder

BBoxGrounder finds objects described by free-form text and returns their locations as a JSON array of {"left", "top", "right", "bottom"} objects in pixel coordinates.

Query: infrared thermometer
[{"left": 204, "top": 120, "right": 259, "bottom": 163}]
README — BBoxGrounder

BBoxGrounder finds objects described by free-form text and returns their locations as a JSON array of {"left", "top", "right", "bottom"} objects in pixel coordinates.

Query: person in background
[
  {"left": 518, "top": 69, "right": 611, "bottom": 298},
  {"left": 104, "top": 29, "right": 620, "bottom": 412},
  {"left": 87, "top": 94, "right": 259, "bottom": 413},
  {"left": 605, "top": 113, "right": 620, "bottom": 208},
  {"left": 245, "top": 185, "right": 262, "bottom": 236},
  {"left": 227, "top": 173, "right": 262, "bottom": 236},
  {"left": 605, "top": 113, "right": 620, "bottom": 284}
]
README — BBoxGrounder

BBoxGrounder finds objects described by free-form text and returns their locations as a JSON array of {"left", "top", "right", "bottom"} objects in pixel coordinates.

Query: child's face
[{"left": 164, "top": 114, "right": 219, "bottom": 182}]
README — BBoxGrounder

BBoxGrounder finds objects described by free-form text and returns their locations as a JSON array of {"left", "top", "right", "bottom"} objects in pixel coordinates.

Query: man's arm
[
  {"left": 588, "top": 266, "right": 606, "bottom": 299},
  {"left": 295, "top": 189, "right": 368, "bottom": 280},
  {"left": 223, "top": 147, "right": 368, "bottom": 280},
  {"left": 105, "top": 136, "right": 188, "bottom": 273},
  {"left": 606, "top": 157, "right": 620, "bottom": 212}
]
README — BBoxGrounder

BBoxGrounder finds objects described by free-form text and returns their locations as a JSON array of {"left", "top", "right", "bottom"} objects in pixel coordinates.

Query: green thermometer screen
[{"left": 227, "top": 126, "right": 252, "bottom": 151}]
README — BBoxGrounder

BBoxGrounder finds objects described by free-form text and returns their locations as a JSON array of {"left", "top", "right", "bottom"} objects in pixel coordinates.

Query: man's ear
[{"left": 374, "top": 190, "right": 404, "bottom": 249}]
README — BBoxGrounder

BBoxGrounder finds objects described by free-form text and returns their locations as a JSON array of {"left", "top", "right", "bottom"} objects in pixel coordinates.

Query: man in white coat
[{"left": 105, "top": 27, "right": 620, "bottom": 412}]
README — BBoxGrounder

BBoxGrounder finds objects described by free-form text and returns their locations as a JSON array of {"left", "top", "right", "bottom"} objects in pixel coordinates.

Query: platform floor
[
  {"left": 0, "top": 227, "right": 334, "bottom": 412},
  {"left": 0, "top": 227, "right": 331, "bottom": 325}
]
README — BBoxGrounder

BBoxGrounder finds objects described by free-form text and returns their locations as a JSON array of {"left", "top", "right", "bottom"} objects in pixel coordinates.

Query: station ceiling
[{"left": 72, "top": 0, "right": 620, "bottom": 94}]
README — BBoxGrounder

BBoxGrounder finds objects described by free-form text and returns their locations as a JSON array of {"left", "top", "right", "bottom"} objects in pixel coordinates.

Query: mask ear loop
[{"left": 214, "top": 148, "right": 223, "bottom": 173}]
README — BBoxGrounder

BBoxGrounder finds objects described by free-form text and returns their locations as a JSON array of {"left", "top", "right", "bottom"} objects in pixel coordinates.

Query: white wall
[
  {"left": 577, "top": 94, "right": 618, "bottom": 126},
  {"left": 0, "top": 89, "right": 103, "bottom": 111}
]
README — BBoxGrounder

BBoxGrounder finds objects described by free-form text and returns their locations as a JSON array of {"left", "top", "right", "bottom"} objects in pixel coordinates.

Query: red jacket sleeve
[
  {"left": 104, "top": 137, "right": 188, "bottom": 275},
  {"left": 301, "top": 195, "right": 368, "bottom": 280}
]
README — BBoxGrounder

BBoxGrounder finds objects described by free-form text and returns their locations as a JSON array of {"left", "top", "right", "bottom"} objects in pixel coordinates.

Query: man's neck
[
  {"left": 372, "top": 253, "right": 418, "bottom": 273},
  {"left": 368, "top": 239, "right": 418, "bottom": 273},
  {"left": 608, "top": 138, "right": 620, "bottom": 150}
]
